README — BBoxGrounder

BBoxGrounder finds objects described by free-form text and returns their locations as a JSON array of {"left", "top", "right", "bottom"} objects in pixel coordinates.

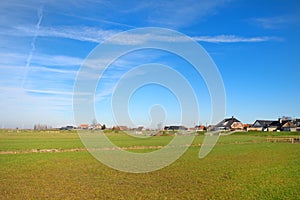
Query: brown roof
[{"left": 282, "top": 122, "right": 296, "bottom": 128}]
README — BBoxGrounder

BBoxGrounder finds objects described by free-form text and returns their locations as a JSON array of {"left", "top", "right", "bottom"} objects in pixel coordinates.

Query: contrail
[{"left": 22, "top": 6, "right": 43, "bottom": 88}]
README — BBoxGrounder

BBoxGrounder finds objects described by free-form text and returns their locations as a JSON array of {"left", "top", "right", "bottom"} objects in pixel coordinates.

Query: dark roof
[
  {"left": 215, "top": 117, "right": 241, "bottom": 129},
  {"left": 251, "top": 118, "right": 300, "bottom": 128},
  {"left": 269, "top": 121, "right": 282, "bottom": 127},
  {"left": 170, "top": 126, "right": 187, "bottom": 130},
  {"left": 164, "top": 126, "right": 187, "bottom": 130},
  {"left": 294, "top": 119, "right": 300, "bottom": 126},
  {"left": 252, "top": 120, "right": 276, "bottom": 128}
]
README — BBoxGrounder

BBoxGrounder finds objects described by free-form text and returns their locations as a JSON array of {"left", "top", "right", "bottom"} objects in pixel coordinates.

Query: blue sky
[{"left": 1, "top": 0, "right": 300, "bottom": 128}]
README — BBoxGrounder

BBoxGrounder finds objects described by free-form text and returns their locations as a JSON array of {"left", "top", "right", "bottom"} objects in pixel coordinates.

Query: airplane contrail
[{"left": 22, "top": 6, "right": 43, "bottom": 88}]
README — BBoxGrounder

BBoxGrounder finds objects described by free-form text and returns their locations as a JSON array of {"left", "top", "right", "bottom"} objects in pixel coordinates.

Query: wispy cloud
[
  {"left": 0, "top": 52, "right": 27, "bottom": 66},
  {"left": 145, "top": 0, "right": 232, "bottom": 28},
  {"left": 0, "top": 86, "right": 74, "bottom": 128},
  {"left": 252, "top": 16, "right": 289, "bottom": 29},
  {"left": 0, "top": 52, "right": 83, "bottom": 89},
  {"left": 109, "top": 33, "right": 281, "bottom": 44},
  {"left": 28, "top": 66, "right": 77, "bottom": 75},
  {"left": 61, "top": 13, "right": 135, "bottom": 29},
  {"left": 22, "top": 6, "right": 43, "bottom": 87},
  {"left": 1, "top": 0, "right": 231, "bottom": 31},
  {"left": 6, "top": 53, "right": 82, "bottom": 95},
  {"left": 0, "top": 52, "right": 83, "bottom": 77},
  {"left": 25, "top": 88, "right": 74, "bottom": 96},
  {"left": 31, "top": 53, "right": 83, "bottom": 67},
  {"left": 12, "top": 25, "right": 280, "bottom": 44},
  {"left": 193, "top": 35, "right": 281, "bottom": 43},
  {"left": 14, "top": 25, "right": 117, "bottom": 43}
]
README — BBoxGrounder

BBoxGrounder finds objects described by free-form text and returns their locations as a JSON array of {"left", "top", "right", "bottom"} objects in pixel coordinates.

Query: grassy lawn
[
  {"left": 0, "top": 130, "right": 299, "bottom": 199},
  {"left": 0, "top": 130, "right": 83, "bottom": 151}
]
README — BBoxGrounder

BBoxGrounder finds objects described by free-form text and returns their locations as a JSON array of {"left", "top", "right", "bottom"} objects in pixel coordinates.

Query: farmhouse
[
  {"left": 164, "top": 125, "right": 188, "bottom": 131},
  {"left": 93, "top": 123, "right": 102, "bottom": 130},
  {"left": 112, "top": 126, "right": 129, "bottom": 131},
  {"left": 281, "top": 121, "right": 297, "bottom": 132},
  {"left": 295, "top": 119, "right": 300, "bottom": 131},
  {"left": 195, "top": 125, "right": 206, "bottom": 132},
  {"left": 213, "top": 116, "right": 243, "bottom": 131},
  {"left": 268, "top": 121, "right": 282, "bottom": 132},
  {"left": 248, "top": 120, "right": 277, "bottom": 131},
  {"left": 59, "top": 125, "right": 75, "bottom": 130},
  {"left": 248, "top": 117, "right": 300, "bottom": 132},
  {"left": 79, "top": 124, "right": 89, "bottom": 129}
]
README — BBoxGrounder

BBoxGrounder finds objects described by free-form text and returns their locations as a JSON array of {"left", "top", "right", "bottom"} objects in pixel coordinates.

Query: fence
[{"left": 266, "top": 137, "right": 300, "bottom": 144}]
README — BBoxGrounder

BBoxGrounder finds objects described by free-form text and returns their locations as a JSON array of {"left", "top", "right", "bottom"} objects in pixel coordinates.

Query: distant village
[{"left": 47, "top": 116, "right": 300, "bottom": 133}]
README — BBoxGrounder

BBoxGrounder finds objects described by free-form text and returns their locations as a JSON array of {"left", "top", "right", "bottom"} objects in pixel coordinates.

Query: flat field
[{"left": 0, "top": 130, "right": 299, "bottom": 199}]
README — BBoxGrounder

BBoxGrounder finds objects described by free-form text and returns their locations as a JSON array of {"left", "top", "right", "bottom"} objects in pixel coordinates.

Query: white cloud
[
  {"left": 193, "top": 35, "right": 281, "bottom": 43},
  {"left": 23, "top": 6, "right": 43, "bottom": 87},
  {"left": 253, "top": 16, "right": 288, "bottom": 29},
  {"left": 0, "top": 52, "right": 83, "bottom": 89},
  {"left": 145, "top": 0, "right": 232, "bottom": 28},
  {"left": 29, "top": 66, "right": 77, "bottom": 74},
  {"left": 25, "top": 88, "right": 74, "bottom": 95},
  {"left": 0, "top": 86, "right": 74, "bottom": 128},
  {"left": 0, "top": 52, "right": 27, "bottom": 66},
  {"left": 0, "top": 52, "right": 83, "bottom": 67},
  {"left": 109, "top": 32, "right": 280, "bottom": 44},
  {"left": 31, "top": 53, "right": 83, "bottom": 67},
  {"left": 13, "top": 25, "right": 117, "bottom": 43},
  {"left": 6, "top": 23, "right": 281, "bottom": 45}
]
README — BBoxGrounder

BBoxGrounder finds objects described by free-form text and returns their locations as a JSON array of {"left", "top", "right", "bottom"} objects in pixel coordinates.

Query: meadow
[{"left": 0, "top": 130, "right": 299, "bottom": 199}]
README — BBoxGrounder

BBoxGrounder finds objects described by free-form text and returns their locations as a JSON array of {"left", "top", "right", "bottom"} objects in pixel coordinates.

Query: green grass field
[{"left": 1, "top": 130, "right": 299, "bottom": 199}]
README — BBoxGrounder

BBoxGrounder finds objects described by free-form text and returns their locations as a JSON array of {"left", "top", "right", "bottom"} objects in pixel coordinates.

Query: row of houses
[
  {"left": 59, "top": 123, "right": 106, "bottom": 130},
  {"left": 63, "top": 116, "right": 299, "bottom": 133},
  {"left": 212, "top": 116, "right": 300, "bottom": 132}
]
